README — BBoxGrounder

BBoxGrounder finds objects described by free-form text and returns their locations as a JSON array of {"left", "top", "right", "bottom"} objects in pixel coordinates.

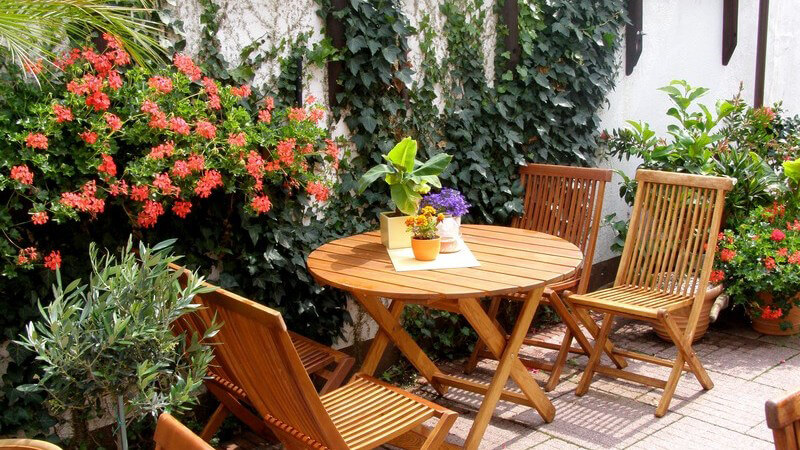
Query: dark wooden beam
[
  {"left": 754, "top": 0, "right": 769, "bottom": 107},
  {"left": 501, "top": 0, "right": 520, "bottom": 69},
  {"left": 722, "top": 0, "right": 738, "bottom": 65},
  {"left": 625, "top": 0, "right": 643, "bottom": 75},
  {"left": 326, "top": 0, "right": 347, "bottom": 107}
]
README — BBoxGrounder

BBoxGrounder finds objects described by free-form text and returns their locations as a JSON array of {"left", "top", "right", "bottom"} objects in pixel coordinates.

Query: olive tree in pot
[
  {"left": 16, "top": 237, "right": 217, "bottom": 450},
  {"left": 357, "top": 137, "right": 452, "bottom": 249}
]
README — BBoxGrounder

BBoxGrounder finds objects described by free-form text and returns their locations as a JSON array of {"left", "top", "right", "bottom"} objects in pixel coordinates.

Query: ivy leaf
[
  {"left": 381, "top": 45, "right": 401, "bottom": 64},
  {"left": 347, "top": 35, "right": 367, "bottom": 54}
]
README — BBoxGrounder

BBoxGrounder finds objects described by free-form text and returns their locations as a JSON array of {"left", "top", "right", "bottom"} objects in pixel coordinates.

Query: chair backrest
[
  {"left": 767, "top": 387, "right": 800, "bottom": 449},
  {"left": 170, "top": 267, "right": 347, "bottom": 448},
  {"left": 614, "top": 170, "right": 732, "bottom": 301},
  {"left": 515, "top": 163, "right": 612, "bottom": 293},
  {"left": 154, "top": 413, "right": 213, "bottom": 450}
]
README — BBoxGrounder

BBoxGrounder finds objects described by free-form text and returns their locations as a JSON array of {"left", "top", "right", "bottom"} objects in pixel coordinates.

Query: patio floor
[{"left": 222, "top": 313, "right": 799, "bottom": 449}]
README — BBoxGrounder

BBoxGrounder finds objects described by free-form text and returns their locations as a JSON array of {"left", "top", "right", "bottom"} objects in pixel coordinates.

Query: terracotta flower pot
[
  {"left": 750, "top": 293, "right": 800, "bottom": 336},
  {"left": 411, "top": 237, "right": 441, "bottom": 261},
  {"left": 653, "top": 284, "right": 723, "bottom": 342}
]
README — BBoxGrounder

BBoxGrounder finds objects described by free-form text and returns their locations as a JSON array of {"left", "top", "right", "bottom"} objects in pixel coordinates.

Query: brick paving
[
  {"left": 222, "top": 315, "right": 798, "bottom": 449},
  {"left": 406, "top": 315, "right": 799, "bottom": 449}
]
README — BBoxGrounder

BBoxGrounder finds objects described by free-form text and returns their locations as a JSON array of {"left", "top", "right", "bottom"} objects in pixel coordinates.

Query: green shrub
[{"left": 17, "top": 237, "right": 217, "bottom": 449}]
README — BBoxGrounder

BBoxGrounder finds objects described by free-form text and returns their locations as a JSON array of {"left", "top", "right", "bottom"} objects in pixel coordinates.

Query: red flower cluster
[
  {"left": 194, "top": 170, "right": 223, "bottom": 198},
  {"left": 148, "top": 141, "right": 175, "bottom": 159},
  {"left": 719, "top": 248, "right": 736, "bottom": 262},
  {"left": 153, "top": 173, "right": 180, "bottom": 196},
  {"left": 709, "top": 269, "right": 725, "bottom": 284},
  {"left": 288, "top": 107, "right": 306, "bottom": 122},
  {"left": 277, "top": 138, "right": 295, "bottom": 165},
  {"left": 202, "top": 77, "right": 220, "bottom": 110},
  {"left": 761, "top": 305, "right": 783, "bottom": 320},
  {"left": 80, "top": 131, "right": 98, "bottom": 144},
  {"left": 130, "top": 185, "right": 150, "bottom": 202},
  {"left": 251, "top": 195, "right": 272, "bottom": 214},
  {"left": 105, "top": 113, "right": 122, "bottom": 132},
  {"left": 230, "top": 85, "right": 251, "bottom": 98},
  {"left": 172, "top": 200, "right": 192, "bottom": 218},
  {"left": 10, "top": 165, "right": 33, "bottom": 185},
  {"left": 52, "top": 104, "right": 73, "bottom": 123},
  {"left": 771, "top": 229, "right": 786, "bottom": 242},
  {"left": 60, "top": 180, "right": 105, "bottom": 215},
  {"left": 195, "top": 120, "right": 217, "bottom": 139},
  {"left": 227, "top": 132, "right": 246, "bottom": 147},
  {"left": 97, "top": 154, "right": 117, "bottom": 178},
  {"left": 763, "top": 202, "right": 786, "bottom": 223},
  {"left": 788, "top": 220, "right": 800, "bottom": 231},
  {"left": 764, "top": 256, "right": 777, "bottom": 271},
  {"left": 790, "top": 251, "right": 800, "bottom": 265},
  {"left": 141, "top": 99, "right": 168, "bottom": 129},
  {"left": 137, "top": 200, "right": 165, "bottom": 228},
  {"left": 258, "top": 109, "right": 272, "bottom": 124},
  {"left": 169, "top": 117, "right": 190, "bottom": 135},
  {"left": 44, "top": 250, "right": 61, "bottom": 270},
  {"left": 174, "top": 53, "right": 202, "bottom": 81},
  {"left": 306, "top": 181, "right": 331, "bottom": 202},
  {"left": 31, "top": 211, "right": 49, "bottom": 225},
  {"left": 17, "top": 247, "right": 39, "bottom": 265},
  {"left": 25, "top": 133, "right": 48, "bottom": 150},
  {"left": 148, "top": 76, "right": 173, "bottom": 94},
  {"left": 109, "top": 180, "right": 128, "bottom": 197}
]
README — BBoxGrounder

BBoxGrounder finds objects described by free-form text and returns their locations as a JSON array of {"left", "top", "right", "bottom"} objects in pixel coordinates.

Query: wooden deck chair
[
  {"left": 170, "top": 264, "right": 354, "bottom": 441},
  {"left": 464, "top": 163, "right": 627, "bottom": 391},
  {"left": 154, "top": 413, "right": 213, "bottom": 450},
  {"left": 568, "top": 169, "right": 732, "bottom": 417},
  {"left": 183, "top": 273, "right": 458, "bottom": 449},
  {"left": 766, "top": 386, "right": 800, "bottom": 449}
]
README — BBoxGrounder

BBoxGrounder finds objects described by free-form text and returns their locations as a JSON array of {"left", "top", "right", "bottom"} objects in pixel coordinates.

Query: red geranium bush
[
  {"left": 714, "top": 202, "right": 800, "bottom": 324},
  {"left": 2, "top": 35, "right": 341, "bottom": 272}
]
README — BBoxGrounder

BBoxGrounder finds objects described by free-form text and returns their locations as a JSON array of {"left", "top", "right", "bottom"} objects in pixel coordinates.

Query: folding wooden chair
[
  {"left": 568, "top": 169, "right": 732, "bottom": 416},
  {"left": 184, "top": 274, "right": 458, "bottom": 449},
  {"left": 154, "top": 413, "right": 213, "bottom": 450},
  {"left": 464, "top": 163, "right": 627, "bottom": 391},
  {"left": 170, "top": 265, "right": 355, "bottom": 441},
  {"left": 766, "top": 386, "right": 800, "bottom": 449}
]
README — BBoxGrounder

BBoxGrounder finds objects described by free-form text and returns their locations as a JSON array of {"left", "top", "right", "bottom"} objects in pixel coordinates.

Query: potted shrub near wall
[{"left": 357, "top": 137, "right": 452, "bottom": 248}]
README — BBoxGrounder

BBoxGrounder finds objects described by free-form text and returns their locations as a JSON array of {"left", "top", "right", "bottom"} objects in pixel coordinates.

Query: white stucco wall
[{"left": 594, "top": 0, "right": 800, "bottom": 264}]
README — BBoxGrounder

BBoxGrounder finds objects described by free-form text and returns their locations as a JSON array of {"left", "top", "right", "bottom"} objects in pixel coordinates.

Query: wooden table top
[{"left": 307, "top": 225, "right": 583, "bottom": 301}]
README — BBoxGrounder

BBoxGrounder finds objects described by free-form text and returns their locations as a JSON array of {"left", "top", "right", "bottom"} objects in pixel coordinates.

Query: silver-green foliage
[{"left": 16, "top": 237, "right": 217, "bottom": 444}]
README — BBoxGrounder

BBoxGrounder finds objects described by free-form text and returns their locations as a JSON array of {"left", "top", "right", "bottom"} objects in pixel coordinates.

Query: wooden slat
[{"left": 432, "top": 373, "right": 536, "bottom": 407}]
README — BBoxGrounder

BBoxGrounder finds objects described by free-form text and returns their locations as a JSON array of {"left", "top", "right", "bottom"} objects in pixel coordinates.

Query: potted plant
[
  {"left": 405, "top": 206, "right": 445, "bottom": 261},
  {"left": 421, "top": 188, "right": 470, "bottom": 253},
  {"left": 715, "top": 199, "right": 800, "bottom": 335},
  {"left": 357, "top": 137, "right": 452, "bottom": 248}
]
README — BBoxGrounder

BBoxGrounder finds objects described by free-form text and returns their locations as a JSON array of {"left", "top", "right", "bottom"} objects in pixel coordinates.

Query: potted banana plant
[{"left": 357, "top": 137, "right": 452, "bottom": 249}]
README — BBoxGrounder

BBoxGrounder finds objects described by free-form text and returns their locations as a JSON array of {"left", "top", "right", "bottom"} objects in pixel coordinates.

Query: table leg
[
  {"left": 459, "top": 287, "right": 555, "bottom": 450},
  {"left": 357, "top": 296, "right": 406, "bottom": 377},
  {"left": 352, "top": 292, "right": 448, "bottom": 395}
]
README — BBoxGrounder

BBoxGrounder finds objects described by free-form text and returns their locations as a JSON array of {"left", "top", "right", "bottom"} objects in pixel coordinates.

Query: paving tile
[
  {"left": 530, "top": 437, "right": 587, "bottom": 449},
  {"left": 751, "top": 353, "right": 800, "bottom": 388},
  {"left": 746, "top": 419, "right": 774, "bottom": 442},
  {"left": 689, "top": 335, "right": 799, "bottom": 381},
  {"left": 757, "top": 333, "right": 800, "bottom": 350},
  {"left": 627, "top": 416, "right": 773, "bottom": 450}
]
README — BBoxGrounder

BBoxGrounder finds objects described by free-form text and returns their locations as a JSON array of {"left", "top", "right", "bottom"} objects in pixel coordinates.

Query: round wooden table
[{"left": 308, "top": 225, "right": 582, "bottom": 450}]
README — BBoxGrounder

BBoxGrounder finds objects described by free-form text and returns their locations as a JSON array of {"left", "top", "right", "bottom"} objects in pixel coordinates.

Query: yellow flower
[
  {"left": 421, "top": 205, "right": 436, "bottom": 216},
  {"left": 415, "top": 216, "right": 426, "bottom": 226},
  {"left": 437, "top": 213, "right": 444, "bottom": 223},
  {"left": 405, "top": 217, "right": 415, "bottom": 226}
]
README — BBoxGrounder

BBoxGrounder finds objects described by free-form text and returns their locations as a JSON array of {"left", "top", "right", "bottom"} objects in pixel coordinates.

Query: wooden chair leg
[
  {"left": 573, "top": 306, "right": 628, "bottom": 369},
  {"left": 656, "top": 352, "right": 685, "bottom": 417},
  {"left": 544, "top": 328, "right": 572, "bottom": 392},
  {"left": 205, "top": 384, "right": 273, "bottom": 440},
  {"left": 463, "top": 297, "right": 501, "bottom": 374},
  {"left": 660, "top": 311, "right": 713, "bottom": 390},
  {"left": 319, "top": 355, "right": 355, "bottom": 395},
  {"left": 199, "top": 403, "right": 230, "bottom": 441},
  {"left": 575, "top": 313, "right": 614, "bottom": 396},
  {"left": 420, "top": 411, "right": 458, "bottom": 450}
]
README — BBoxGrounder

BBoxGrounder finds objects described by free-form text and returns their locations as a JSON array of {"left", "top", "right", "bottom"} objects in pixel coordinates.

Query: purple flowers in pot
[{"left": 420, "top": 188, "right": 470, "bottom": 217}]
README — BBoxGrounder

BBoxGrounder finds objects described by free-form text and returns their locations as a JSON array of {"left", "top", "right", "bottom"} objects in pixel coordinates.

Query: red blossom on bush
[
  {"left": 149, "top": 111, "right": 168, "bottom": 129},
  {"left": 97, "top": 154, "right": 117, "bottom": 178},
  {"left": 288, "top": 107, "right": 306, "bottom": 122},
  {"left": 153, "top": 173, "right": 179, "bottom": 196},
  {"left": 44, "top": 251, "right": 61, "bottom": 270},
  {"left": 195, "top": 120, "right": 216, "bottom": 139},
  {"left": 764, "top": 257, "right": 777, "bottom": 271},
  {"left": 306, "top": 181, "right": 330, "bottom": 202},
  {"left": 251, "top": 195, "right": 272, "bottom": 214},
  {"left": 52, "top": 104, "right": 73, "bottom": 123},
  {"left": 16, "top": 247, "right": 39, "bottom": 265},
  {"left": 79, "top": 130, "right": 98, "bottom": 144},
  {"left": 761, "top": 305, "right": 783, "bottom": 320},
  {"left": 141, "top": 99, "right": 160, "bottom": 115},
  {"left": 187, "top": 154, "right": 205, "bottom": 171},
  {"left": 309, "top": 108, "right": 324, "bottom": 123},
  {"left": 105, "top": 113, "right": 122, "bottom": 132},
  {"left": 208, "top": 95, "right": 221, "bottom": 110},
  {"left": 771, "top": 229, "right": 786, "bottom": 242},
  {"left": 172, "top": 200, "right": 192, "bottom": 218},
  {"left": 245, "top": 151, "right": 264, "bottom": 178},
  {"left": 171, "top": 160, "right": 191, "bottom": 178},
  {"left": 230, "top": 85, "right": 251, "bottom": 98},
  {"left": 109, "top": 180, "right": 128, "bottom": 196},
  {"left": 10, "top": 165, "right": 33, "bottom": 185},
  {"left": 719, "top": 248, "right": 736, "bottom": 262},
  {"left": 202, "top": 77, "right": 218, "bottom": 95},
  {"left": 788, "top": 220, "right": 800, "bottom": 231},
  {"left": 258, "top": 109, "right": 271, "bottom": 123},
  {"left": 130, "top": 185, "right": 150, "bottom": 202},
  {"left": 137, "top": 200, "right": 165, "bottom": 228},
  {"left": 791, "top": 251, "right": 800, "bottom": 265},
  {"left": 148, "top": 76, "right": 173, "bottom": 94},
  {"left": 148, "top": 141, "right": 175, "bottom": 159},
  {"left": 227, "top": 132, "right": 246, "bottom": 147},
  {"left": 31, "top": 211, "right": 48, "bottom": 225},
  {"left": 169, "top": 117, "right": 190, "bottom": 135},
  {"left": 194, "top": 170, "right": 223, "bottom": 198},
  {"left": 277, "top": 138, "right": 295, "bottom": 165},
  {"left": 778, "top": 247, "right": 789, "bottom": 257},
  {"left": 107, "top": 70, "right": 123, "bottom": 90},
  {"left": 709, "top": 269, "right": 725, "bottom": 284},
  {"left": 173, "top": 53, "right": 202, "bottom": 81},
  {"left": 60, "top": 181, "right": 105, "bottom": 215},
  {"left": 86, "top": 90, "right": 110, "bottom": 111},
  {"left": 305, "top": 95, "right": 316, "bottom": 105},
  {"left": 264, "top": 96, "right": 275, "bottom": 111},
  {"left": 25, "top": 133, "right": 48, "bottom": 150}
]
